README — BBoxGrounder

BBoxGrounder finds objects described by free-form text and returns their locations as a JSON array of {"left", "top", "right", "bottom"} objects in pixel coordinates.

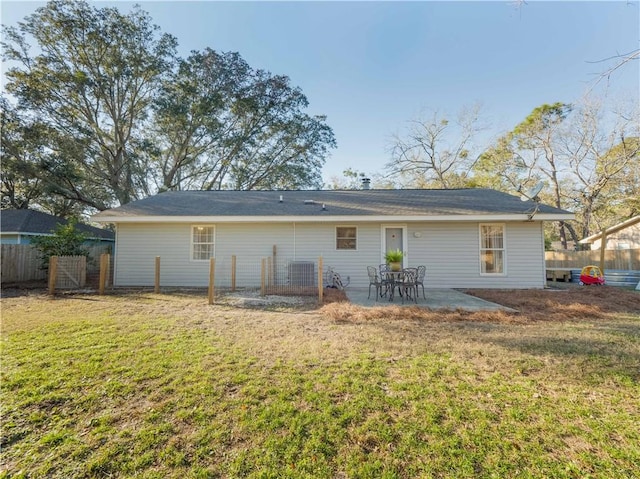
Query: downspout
[
  {"left": 540, "top": 221, "right": 547, "bottom": 288},
  {"left": 293, "top": 222, "right": 296, "bottom": 261},
  {"left": 113, "top": 225, "right": 118, "bottom": 286}
]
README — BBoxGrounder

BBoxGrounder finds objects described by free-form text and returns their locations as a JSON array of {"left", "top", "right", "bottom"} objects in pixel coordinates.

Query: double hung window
[
  {"left": 480, "top": 224, "right": 505, "bottom": 274},
  {"left": 336, "top": 226, "right": 357, "bottom": 250},
  {"left": 192, "top": 225, "right": 215, "bottom": 261}
]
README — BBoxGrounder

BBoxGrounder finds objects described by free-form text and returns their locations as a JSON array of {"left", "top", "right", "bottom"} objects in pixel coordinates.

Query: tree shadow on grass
[{"left": 475, "top": 320, "right": 640, "bottom": 382}]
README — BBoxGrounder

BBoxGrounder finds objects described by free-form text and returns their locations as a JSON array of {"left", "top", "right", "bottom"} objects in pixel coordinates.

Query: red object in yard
[{"left": 579, "top": 265, "right": 605, "bottom": 286}]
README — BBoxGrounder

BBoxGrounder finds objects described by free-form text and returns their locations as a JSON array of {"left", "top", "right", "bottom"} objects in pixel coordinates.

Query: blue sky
[{"left": 2, "top": 1, "right": 639, "bottom": 185}]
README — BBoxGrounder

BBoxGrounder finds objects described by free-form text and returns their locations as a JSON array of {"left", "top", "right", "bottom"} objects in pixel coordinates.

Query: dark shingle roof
[
  {"left": 1, "top": 209, "right": 114, "bottom": 240},
  {"left": 93, "top": 188, "right": 572, "bottom": 220}
]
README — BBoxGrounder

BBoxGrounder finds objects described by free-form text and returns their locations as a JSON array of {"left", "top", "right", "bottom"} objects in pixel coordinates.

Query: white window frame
[
  {"left": 479, "top": 223, "right": 506, "bottom": 275},
  {"left": 336, "top": 226, "right": 357, "bottom": 251},
  {"left": 191, "top": 225, "right": 215, "bottom": 261}
]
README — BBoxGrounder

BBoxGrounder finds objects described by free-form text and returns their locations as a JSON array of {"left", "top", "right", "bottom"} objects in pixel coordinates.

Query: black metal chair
[
  {"left": 378, "top": 264, "right": 392, "bottom": 297},
  {"left": 367, "top": 266, "right": 383, "bottom": 300},
  {"left": 400, "top": 268, "right": 418, "bottom": 303},
  {"left": 416, "top": 265, "right": 426, "bottom": 299}
]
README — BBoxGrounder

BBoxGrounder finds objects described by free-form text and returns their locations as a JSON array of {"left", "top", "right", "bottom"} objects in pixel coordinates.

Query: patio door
[{"left": 382, "top": 226, "right": 407, "bottom": 267}]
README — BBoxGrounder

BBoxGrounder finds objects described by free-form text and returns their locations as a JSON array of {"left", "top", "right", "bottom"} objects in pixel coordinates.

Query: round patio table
[{"left": 384, "top": 271, "right": 404, "bottom": 302}]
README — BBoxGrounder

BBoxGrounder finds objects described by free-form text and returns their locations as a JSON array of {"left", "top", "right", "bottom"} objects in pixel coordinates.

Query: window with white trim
[
  {"left": 480, "top": 224, "right": 505, "bottom": 274},
  {"left": 336, "top": 226, "right": 357, "bottom": 250},
  {"left": 192, "top": 225, "right": 215, "bottom": 261}
]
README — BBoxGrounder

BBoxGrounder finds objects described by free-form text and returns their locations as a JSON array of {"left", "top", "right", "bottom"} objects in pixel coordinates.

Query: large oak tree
[
  {"left": 2, "top": 0, "right": 177, "bottom": 209},
  {"left": 2, "top": 0, "right": 335, "bottom": 215}
]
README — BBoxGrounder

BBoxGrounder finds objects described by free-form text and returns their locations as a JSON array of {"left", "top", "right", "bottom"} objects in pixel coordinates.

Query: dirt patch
[{"left": 220, "top": 289, "right": 317, "bottom": 308}]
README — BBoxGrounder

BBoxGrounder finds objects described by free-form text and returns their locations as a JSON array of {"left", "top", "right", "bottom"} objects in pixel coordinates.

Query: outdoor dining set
[{"left": 367, "top": 265, "right": 426, "bottom": 303}]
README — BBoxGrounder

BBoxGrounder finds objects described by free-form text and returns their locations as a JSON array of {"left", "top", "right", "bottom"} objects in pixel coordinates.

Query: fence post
[
  {"left": 155, "top": 256, "right": 161, "bottom": 293},
  {"left": 261, "top": 258, "right": 266, "bottom": 296},
  {"left": 48, "top": 256, "right": 58, "bottom": 296},
  {"left": 99, "top": 253, "right": 109, "bottom": 295},
  {"left": 267, "top": 256, "right": 272, "bottom": 287},
  {"left": 272, "top": 245, "right": 277, "bottom": 286},
  {"left": 208, "top": 258, "right": 216, "bottom": 305},
  {"left": 106, "top": 254, "right": 111, "bottom": 288},
  {"left": 318, "top": 256, "right": 323, "bottom": 304},
  {"left": 231, "top": 255, "right": 236, "bottom": 292},
  {"left": 599, "top": 230, "right": 607, "bottom": 276},
  {"left": 79, "top": 256, "right": 87, "bottom": 288}
]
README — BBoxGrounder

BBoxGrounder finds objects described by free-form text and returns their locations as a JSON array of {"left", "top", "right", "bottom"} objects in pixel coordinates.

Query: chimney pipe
[{"left": 361, "top": 178, "right": 371, "bottom": 190}]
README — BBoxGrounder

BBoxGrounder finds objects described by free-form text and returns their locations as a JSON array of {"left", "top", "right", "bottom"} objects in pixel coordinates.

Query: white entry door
[{"left": 383, "top": 226, "right": 407, "bottom": 266}]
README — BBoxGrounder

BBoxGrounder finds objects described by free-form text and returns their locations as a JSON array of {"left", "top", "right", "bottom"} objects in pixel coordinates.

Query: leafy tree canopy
[{"left": 1, "top": 0, "right": 335, "bottom": 215}]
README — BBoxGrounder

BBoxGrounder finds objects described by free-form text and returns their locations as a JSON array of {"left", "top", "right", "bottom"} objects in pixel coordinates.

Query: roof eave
[
  {"left": 92, "top": 213, "right": 575, "bottom": 224},
  {"left": 0, "top": 231, "right": 114, "bottom": 241}
]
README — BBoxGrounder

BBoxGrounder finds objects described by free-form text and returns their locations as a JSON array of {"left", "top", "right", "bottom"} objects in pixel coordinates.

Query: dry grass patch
[
  {"left": 321, "top": 302, "right": 521, "bottom": 323},
  {"left": 466, "top": 286, "right": 640, "bottom": 321},
  {"left": 321, "top": 285, "right": 639, "bottom": 324}
]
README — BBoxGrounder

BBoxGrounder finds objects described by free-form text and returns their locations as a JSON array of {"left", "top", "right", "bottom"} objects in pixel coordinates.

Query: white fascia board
[{"left": 92, "top": 213, "right": 574, "bottom": 224}]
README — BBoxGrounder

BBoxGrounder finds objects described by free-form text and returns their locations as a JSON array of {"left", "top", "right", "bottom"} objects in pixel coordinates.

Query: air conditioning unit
[{"left": 288, "top": 261, "right": 315, "bottom": 286}]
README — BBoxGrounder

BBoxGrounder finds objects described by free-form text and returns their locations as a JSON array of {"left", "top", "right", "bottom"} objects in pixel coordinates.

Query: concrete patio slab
[{"left": 346, "top": 287, "right": 517, "bottom": 312}]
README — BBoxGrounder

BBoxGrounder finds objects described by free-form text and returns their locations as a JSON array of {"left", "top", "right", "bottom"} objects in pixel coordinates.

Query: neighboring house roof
[
  {"left": 578, "top": 215, "right": 640, "bottom": 244},
  {"left": 1, "top": 209, "right": 114, "bottom": 240},
  {"left": 93, "top": 188, "right": 574, "bottom": 223}
]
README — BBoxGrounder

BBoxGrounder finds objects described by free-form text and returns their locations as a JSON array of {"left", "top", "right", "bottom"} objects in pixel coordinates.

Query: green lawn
[{"left": 1, "top": 291, "right": 639, "bottom": 478}]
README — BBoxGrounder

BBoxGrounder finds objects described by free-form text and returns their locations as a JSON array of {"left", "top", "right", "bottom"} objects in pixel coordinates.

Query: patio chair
[
  {"left": 416, "top": 265, "right": 426, "bottom": 299},
  {"left": 367, "top": 266, "right": 383, "bottom": 300},
  {"left": 400, "top": 268, "right": 418, "bottom": 303},
  {"left": 378, "top": 264, "right": 391, "bottom": 297}
]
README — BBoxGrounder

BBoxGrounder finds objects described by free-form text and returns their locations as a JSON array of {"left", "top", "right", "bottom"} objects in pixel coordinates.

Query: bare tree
[
  {"left": 562, "top": 96, "right": 640, "bottom": 237},
  {"left": 590, "top": 48, "right": 640, "bottom": 84},
  {"left": 386, "top": 105, "right": 485, "bottom": 188}
]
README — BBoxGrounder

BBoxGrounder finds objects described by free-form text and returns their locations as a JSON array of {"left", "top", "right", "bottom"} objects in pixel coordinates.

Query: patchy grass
[{"left": 1, "top": 289, "right": 639, "bottom": 478}]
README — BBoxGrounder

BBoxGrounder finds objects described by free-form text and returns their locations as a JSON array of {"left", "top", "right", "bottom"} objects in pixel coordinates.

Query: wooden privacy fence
[
  {"left": 545, "top": 248, "right": 640, "bottom": 270},
  {"left": 1, "top": 244, "right": 111, "bottom": 283},
  {"left": 0, "top": 244, "right": 46, "bottom": 282}
]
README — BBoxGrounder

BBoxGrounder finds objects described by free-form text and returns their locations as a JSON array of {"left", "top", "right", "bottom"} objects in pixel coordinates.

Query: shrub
[{"left": 31, "top": 218, "right": 89, "bottom": 267}]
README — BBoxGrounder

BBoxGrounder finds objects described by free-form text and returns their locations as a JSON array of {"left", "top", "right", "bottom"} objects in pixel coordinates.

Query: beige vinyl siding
[
  {"left": 113, "top": 220, "right": 545, "bottom": 289},
  {"left": 115, "top": 223, "right": 198, "bottom": 286},
  {"left": 293, "top": 223, "right": 381, "bottom": 286},
  {"left": 215, "top": 223, "right": 295, "bottom": 287},
  {"left": 115, "top": 223, "right": 296, "bottom": 287},
  {"left": 406, "top": 221, "right": 545, "bottom": 289}
]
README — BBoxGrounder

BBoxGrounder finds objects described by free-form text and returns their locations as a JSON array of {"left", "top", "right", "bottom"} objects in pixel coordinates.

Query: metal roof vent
[{"left": 361, "top": 178, "right": 371, "bottom": 190}]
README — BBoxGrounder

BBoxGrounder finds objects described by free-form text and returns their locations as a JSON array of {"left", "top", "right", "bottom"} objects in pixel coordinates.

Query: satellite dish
[
  {"left": 517, "top": 181, "right": 545, "bottom": 220},
  {"left": 518, "top": 181, "right": 544, "bottom": 202}
]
